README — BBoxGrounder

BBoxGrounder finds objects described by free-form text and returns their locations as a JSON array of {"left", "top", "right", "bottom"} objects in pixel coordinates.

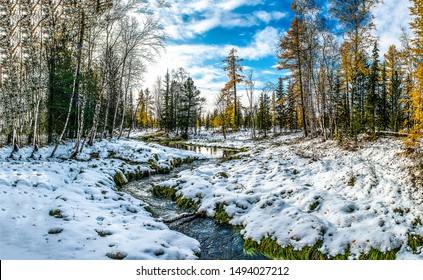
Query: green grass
[
  {"left": 214, "top": 202, "right": 232, "bottom": 224},
  {"left": 244, "top": 238, "right": 400, "bottom": 260},
  {"left": 309, "top": 201, "right": 320, "bottom": 212},
  {"left": 49, "top": 209, "right": 63, "bottom": 219},
  {"left": 176, "top": 195, "right": 198, "bottom": 210},
  {"left": 358, "top": 248, "right": 399, "bottom": 260},
  {"left": 113, "top": 171, "right": 126, "bottom": 189},
  {"left": 408, "top": 233, "right": 423, "bottom": 253},
  {"left": 244, "top": 238, "right": 326, "bottom": 260},
  {"left": 412, "top": 217, "right": 422, "bottom": 227},
  {"left": 151, "top": 186, "right": 177, "bottom": 199},
  {"left": 215, "top": 171, "right": 229, "bottom": 178}
]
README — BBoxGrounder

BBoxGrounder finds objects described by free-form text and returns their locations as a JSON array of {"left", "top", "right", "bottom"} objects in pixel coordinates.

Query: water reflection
[{"left": 165, "top": 143, "right": 238, "bottom": 159}]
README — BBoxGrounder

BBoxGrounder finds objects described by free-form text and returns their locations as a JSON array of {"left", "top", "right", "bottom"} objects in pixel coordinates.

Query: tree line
[
  {"left": 2, "top": 0, "right": 423, "bottom": 152},
  {"left": 136, "top": 68, "right": 205, "bottom": 139},
  {"left": 0, "top": 0, "right": 165, "bottom": 157},
  {"left": 208, "top": 0, "right": 423, "bottom": 149}
]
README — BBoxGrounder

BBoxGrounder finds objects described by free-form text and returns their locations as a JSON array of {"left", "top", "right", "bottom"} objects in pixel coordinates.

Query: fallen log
[{"left": 162, "top": 211, "right": 205, "bottom": 223}]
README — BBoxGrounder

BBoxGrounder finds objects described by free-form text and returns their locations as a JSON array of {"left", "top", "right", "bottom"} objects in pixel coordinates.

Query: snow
[
  {"left": 0, "top": 139, "right": 204, "bottom": 260},
  {"left": 155, "top": 133, "right": 423, "bottom": 259},
  {"left": 1, "top": 131, "right": 422, "bottom": 260}
]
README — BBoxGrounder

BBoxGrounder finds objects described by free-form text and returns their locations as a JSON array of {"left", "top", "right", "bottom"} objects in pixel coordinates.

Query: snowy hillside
[
  {"left": 0, "top": 139, "right": 204, "bottom": 260},
  {"left": 154, "top": 133, "right": 423, "bottom": 259}
]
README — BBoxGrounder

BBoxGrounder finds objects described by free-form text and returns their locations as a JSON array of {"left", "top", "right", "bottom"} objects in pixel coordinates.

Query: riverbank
[
  {"left": 152, "top": 131, "right": 423, "bottom": 260},
  {"left": 0, "top": 139, "right": 204, "bottom": 259}
]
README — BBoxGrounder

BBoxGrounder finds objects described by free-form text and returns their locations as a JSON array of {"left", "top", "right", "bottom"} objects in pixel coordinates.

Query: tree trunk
[{"left": 50, "top": 10, "right": 85, "bottom": 158}]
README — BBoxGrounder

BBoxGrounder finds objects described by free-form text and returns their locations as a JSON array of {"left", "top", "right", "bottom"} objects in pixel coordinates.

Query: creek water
[{"left": 124, "top": 144, "right": 267, "bottom": 260}]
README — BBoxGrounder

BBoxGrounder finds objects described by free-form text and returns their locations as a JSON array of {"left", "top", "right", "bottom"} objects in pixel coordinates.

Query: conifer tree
[
  {"left": 277, "top": 17, "right": 308, "bottom": 136},
  {"left": 406, "top": 0, "right": 423, "bottom": 146},
  {"left": 331, "top": 0, "right": 380, "bottom": 139},
  {"left": 222, "top": 48, "right": 244, "bottom": 130},
  {"left": 257, "top": 89, "right": 272, "bottom": 137},
  {"left": 366, "top": 41, "right": 380, "bottom": 133}
]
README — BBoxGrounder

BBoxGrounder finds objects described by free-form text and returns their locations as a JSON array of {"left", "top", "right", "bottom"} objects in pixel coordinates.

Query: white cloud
[
  {"left": 254, "top": 11, "right": 287, "bottom": 24},
  {"left": 153, "top": 0, "right": 269, "bottom": 39},
  {"left": 238, "top": 26, "right": 280, "bottom": 60},
  {"left": 372, "top": 0, "right": 412, "bottom": 54},
  {"left": 143, "top": 26, "right": 281, "bottom": 111}
]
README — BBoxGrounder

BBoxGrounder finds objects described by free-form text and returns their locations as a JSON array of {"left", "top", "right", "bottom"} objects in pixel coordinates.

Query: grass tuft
[
  {"left": 176, "top": 195, "right": 198, "bottom": 210},
  {"left": 49, "top": 209, "right": 63, "bottom": 219},
  {"left": 113, "top": 171, "right": 126, "bottom": 189},
  {"left": 95, "top": 229, "right": 113, "bottom": 237},
  {"left": 151, "top": 186, "right": 177, "bottom": 199},
  {"left": 106, "top": 251, "right": 127, "bottom": 260},
  {"left": 244, "top": 238, "right": 325, "bottom": 260},
  {"left": 358, "top": 248, "right": 399, "bottom": 260},
  {"left": 48, "top": 228, "right": 63, "bottom": 234},
  {"left": 214, "top": 202, "right": 231, "bottom": 224},
  {"left": 309, "top": 201, "right": 320, "bottom": 212},
  {"left": 408, "top": 233, "right": 423, "bottom": 253}
]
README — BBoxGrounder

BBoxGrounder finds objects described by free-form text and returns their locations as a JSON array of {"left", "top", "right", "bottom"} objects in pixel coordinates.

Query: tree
[
  {"left": 162, "top": 69, "right": 173, "bottom": 132},
  {"left": 331, "top": 0, "right": 380, "bottom": 139},
  {"left": 257, "top": 87, "right": 272, "bottom": 137},
  {"left": 366, "top": 41, "right": 380, "bottom": 133},
  {"left": 215, "top": 89, "right": 233, "bottom": 139},
  {"left": 222, "top": 48, "right": 244, "bottom": 130},
  {"left": 384, "top": 45, "right": 403, "bottom": 132},
  {"left": 275, "top": 77, "right": 287, "bottom": 132},
  {"left": 245, "top": 71, "right": 257, "bottom": 139},
  {"left": 405, "top": 0, "right": 423, "bottom": 147},
  {"left": 179, "top": 77, "right": 201, "bottom": 138},
  {"left": 277, "top": 16, "right": 308, "bottom": 136}
]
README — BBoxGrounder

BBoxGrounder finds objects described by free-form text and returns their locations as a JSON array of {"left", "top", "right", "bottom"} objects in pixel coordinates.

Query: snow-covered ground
[
  {"left": 2, "top": 131, "right": 422, "bottom": 260},
  {"left": 155, "top": 133, "right": 423, "bottom": 259},
  {"left": 0, "top": 139, "right": 204, "bottom": 260}
]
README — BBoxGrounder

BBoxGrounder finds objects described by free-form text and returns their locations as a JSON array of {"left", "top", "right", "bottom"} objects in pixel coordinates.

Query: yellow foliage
[
  {"left": 405, "top": 63, "right": 423, "bottom": 148},
  {"left": 405, "top": 0, "right": 423, "bottom": 148}
]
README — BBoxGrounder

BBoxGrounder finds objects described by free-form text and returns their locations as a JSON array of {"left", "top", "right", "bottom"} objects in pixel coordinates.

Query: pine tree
[
  {"left": 257, "top": 90, "right": 272, "bottom": 137},
  {"left": 331, "top": 0, "right": 380, "bottom": 139},
  {"left": 179, "top": 77, "right": 201, "bottom": 139},
  {"left": 275, "top": 77, "right": 286, "bottom": 132},
  {"left": 377, "top": 63, "right": 389, "bottom": 130},
  {"left": 162, "top": 69, "right": 173, "bottom": 132},
  {"left": 366, "top": 41, "right": 380, "bottom": 133}
]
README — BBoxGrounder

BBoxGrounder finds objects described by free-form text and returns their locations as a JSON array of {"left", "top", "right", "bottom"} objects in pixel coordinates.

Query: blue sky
[{"left": 144, "top": 0, "right": 411, "bottom": 110}]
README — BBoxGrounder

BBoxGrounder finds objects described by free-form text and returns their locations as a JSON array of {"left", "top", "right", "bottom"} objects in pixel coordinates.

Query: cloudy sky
[{"left": 144, "top": 0, "right": 411, "bottom": 110}]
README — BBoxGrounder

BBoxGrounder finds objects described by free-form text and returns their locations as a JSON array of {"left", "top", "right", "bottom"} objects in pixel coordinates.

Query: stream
[{"left": 124, "top": 144, "right": 267, "bottom": 260}]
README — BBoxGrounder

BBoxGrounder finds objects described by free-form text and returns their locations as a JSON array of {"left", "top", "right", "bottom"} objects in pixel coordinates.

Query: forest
[
  {"left": 1, "top": 0, "right": 423, "bottom": 151},
  {"left": 0, "top": 0, "right": 422, "bottom": 262}
]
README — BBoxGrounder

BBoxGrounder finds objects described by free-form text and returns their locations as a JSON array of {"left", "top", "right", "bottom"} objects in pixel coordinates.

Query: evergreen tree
[
  {"left": 377, "top": 63, "right": 389, "bottom": 130},
  {"left": 257, "top": 90, "right": 272, "bottom": 137},
  {"left": 162, "top": 69, "right": 173, "bottom": 132},
  {"left": 275, "top": 77, "right": 286, "bottom": 131},
  {"left": 179, "top": 77, "right": 201, "bottom": 138},
  {"left": 331, "top": 0, "right": 380, "bottom": 139},
  {"left": 385, "top": 45, "right": 403, "bottom": 132},
  {"left": 366, "top": 41, "right": 380, "bottom": 133}
]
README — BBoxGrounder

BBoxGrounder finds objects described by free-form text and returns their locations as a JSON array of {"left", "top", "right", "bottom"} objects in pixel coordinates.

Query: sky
[{"left": 143, "top": 0, "right": 412, "bottom": 111}]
